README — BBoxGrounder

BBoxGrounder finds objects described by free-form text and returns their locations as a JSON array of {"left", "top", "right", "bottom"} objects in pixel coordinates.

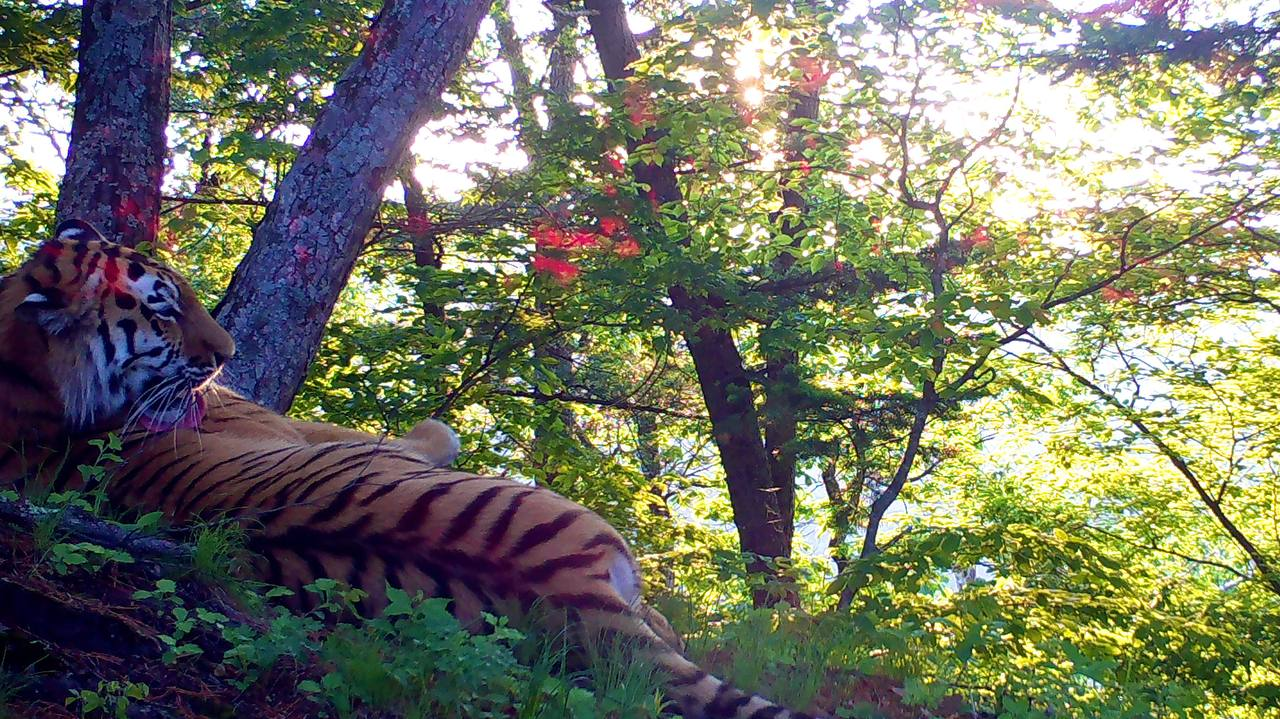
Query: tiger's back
[
  {"left": 52, "top": 423, "right": 798, "bottom": 718},
  {"left": 110, "top": 427, "right": 636, "bottom": 623}
]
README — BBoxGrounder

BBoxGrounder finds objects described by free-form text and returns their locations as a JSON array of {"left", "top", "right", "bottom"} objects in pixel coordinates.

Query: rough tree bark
[
  {"left": 545, "top": 2, "right": 580, "bottom": 98},
  {"left": 56, "top": 0, "right": 172, "bottom": 248},
  {"left": 214, "top": 0, "right": 492, "bottom": 412},
  {"left": 583, "top": 0, "right": 794, "bottom": 606}
]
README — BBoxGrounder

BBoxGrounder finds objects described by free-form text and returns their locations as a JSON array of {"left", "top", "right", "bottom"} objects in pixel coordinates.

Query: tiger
[
  {"left": 0, "top": 219, "right": 822, "bottom": 719},
  {"left": 199, "top": 387, "right": 463, "bottom": 468}
]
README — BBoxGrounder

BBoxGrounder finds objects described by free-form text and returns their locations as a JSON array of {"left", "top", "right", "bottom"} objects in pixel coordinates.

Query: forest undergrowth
[{"left": 0, "top": 451, "right": 977, "bottom": 719}]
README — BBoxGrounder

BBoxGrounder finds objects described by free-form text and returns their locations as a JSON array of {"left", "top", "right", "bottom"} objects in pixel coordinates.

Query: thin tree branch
[
  {"left": 0, "top": 497, "right": 192, "bottom": 562},
  {"left": 861, "top": 392, "right": 934, "bottom": 558},
  {"left": 492, "top": 388, "right": 704, "bottom": 419},
  {"left": 1079, "top": 523, "right": 1252, "bottom": 581},
  {"left": 1021, "top": 333, "right": 1280, "bottom": 597}
]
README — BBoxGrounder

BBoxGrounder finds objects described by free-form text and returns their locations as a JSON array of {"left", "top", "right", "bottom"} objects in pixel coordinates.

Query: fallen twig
[{"left": 0, "top": 497, "right": 192, "bottom": 562}]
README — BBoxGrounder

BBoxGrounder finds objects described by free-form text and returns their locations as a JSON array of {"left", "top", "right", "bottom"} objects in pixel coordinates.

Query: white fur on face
[
  {"left": 54, "top": 273, "right": 186, "bottom": 430},
  {"left": 55, "top": 225, "right": 92, "bottom": 242}
]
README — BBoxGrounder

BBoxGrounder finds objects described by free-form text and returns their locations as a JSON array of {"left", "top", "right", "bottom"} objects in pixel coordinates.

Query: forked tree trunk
[
  {"left": 583, "top": 0, "right": 795, "bottom": 606},
  {"left": 56, "top": 0, "right": 172, "bottom": 248},
  {"left": 214, "top": 0, "right": 492, "bottom": 412},
  {"left": 755, "top": 50, "right": 825, "bottom": 605}
]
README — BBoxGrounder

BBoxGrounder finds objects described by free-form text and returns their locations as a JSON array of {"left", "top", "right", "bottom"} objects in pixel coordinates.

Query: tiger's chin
[{"left": 138, "top": 391, "right": 208, "bottom": 434}]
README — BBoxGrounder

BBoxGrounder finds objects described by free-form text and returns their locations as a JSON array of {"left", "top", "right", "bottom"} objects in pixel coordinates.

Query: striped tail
[
  {"left": 660, "top": 651, "right": 821, "bottom": 719},
  {"left": 577, "top": 599, "right": 821, "bottom": 719}
]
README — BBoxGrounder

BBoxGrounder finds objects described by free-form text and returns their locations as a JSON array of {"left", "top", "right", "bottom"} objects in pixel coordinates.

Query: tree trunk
[
  {"left": 399, "top": 163, "right": 447, "bottom": 321},
  {"left": 634, "top": 411, "right": 677, "bottom": 590},
  {"left": 495, "top": 0, "right": 585, "bottom": 481},
  {"left": 825, "top": 435, "right": 869, "bottom": 610},
  {"left": 56, "top": 0, "right": 172, "bottom": 248},
  {"left": 213, "top": 0, "right": 492, "bottom": 412},
  {"left": 583, "top": 0, "right": 793, "bottom": 606},
  {"left": 757, "top": 79, "right": 823, "bottom": 602},
  {"left": 545, "top": 2, "right": 580, "bottom": 99},
  {"left": 861, "top": 395, "right": 933, "bottom": 558}
]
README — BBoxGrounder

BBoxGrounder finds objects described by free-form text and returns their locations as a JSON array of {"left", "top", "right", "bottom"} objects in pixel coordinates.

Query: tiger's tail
[{"left": 577, "top": 600, "right": 822, "bottom": 719}]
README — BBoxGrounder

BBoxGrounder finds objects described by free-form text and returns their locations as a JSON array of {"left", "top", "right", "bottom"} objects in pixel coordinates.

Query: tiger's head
[{"left": 0, "top": 220, "right": 234, "bottom": 434}]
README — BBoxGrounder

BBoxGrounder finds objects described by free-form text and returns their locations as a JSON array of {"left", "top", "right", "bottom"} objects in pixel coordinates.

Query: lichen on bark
[
  {"left": 57, "top": 0, "right": 173, "bottom": 248},
  {"left": 213, "top": 0, "right": 493, "bottom": 412}
]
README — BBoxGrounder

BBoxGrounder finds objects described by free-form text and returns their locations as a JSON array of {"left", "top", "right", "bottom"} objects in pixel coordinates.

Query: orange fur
[{"left": 204, "top": 388, "right": 460, "bottom": 465}]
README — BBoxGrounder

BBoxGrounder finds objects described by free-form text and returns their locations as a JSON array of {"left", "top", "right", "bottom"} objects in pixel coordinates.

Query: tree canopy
[{"left": 3, "top": 0, "right": 1279, "bottom": 715}]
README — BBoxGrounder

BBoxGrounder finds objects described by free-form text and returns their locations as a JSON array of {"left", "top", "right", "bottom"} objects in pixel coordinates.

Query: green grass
[
  {"left": 0, "top": 668, "right": 32, "bottom": 719},
  {"left": 189, "top": 520, "right": 251, "bottom": 586},
  {"left": 289, "top": 583, "right": 670, "bottom": 719}
]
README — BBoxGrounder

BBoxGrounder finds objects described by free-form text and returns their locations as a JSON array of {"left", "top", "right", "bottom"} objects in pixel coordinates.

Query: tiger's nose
[
  {"left": 194, "top": 342, "right": 234, "bottom": 375},
  {"left": 203, "top": 332, "right": 235, "bottom": 368}
]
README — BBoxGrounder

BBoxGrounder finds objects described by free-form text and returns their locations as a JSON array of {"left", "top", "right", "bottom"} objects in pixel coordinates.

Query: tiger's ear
[
  {"left": 15, "top": 288, "right": 81, "bottom": 335},
  {"left": 401, "top": 418, "right": 461, "bottom": 467},
  {"left": 53, "top": 219, "right": 106, "bottom": 243},
  {"left": 25, "top": 219, "right": 108, "bottom": 267}
]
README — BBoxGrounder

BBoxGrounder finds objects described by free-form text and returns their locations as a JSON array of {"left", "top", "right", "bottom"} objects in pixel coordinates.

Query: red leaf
[
  {"left": 1101, "top": 286, "right": 1137, "bottom": 302},
  {"left": 599, "top": 216, "right": 626, "bottom": 236},
  {"left": 794, "top": 56, "right": 832, "bottom": 93},
  {"left": 532, "top": 222, "right": 569, "bottom": 249},
  {"left": 614, "top": 236, "right": 641, "bottom": 258},
  {"left": 568, "top": 229, "right": 601, "bottom": 248},
  {"left": 961, "top": 225, "right": 993, "bottom": 250},
  {"left": 623, "top": 82, "right": 656, "bottom": 128},
  {"left": 532, "top": 254, "right": 580, "bottom": 283}
]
